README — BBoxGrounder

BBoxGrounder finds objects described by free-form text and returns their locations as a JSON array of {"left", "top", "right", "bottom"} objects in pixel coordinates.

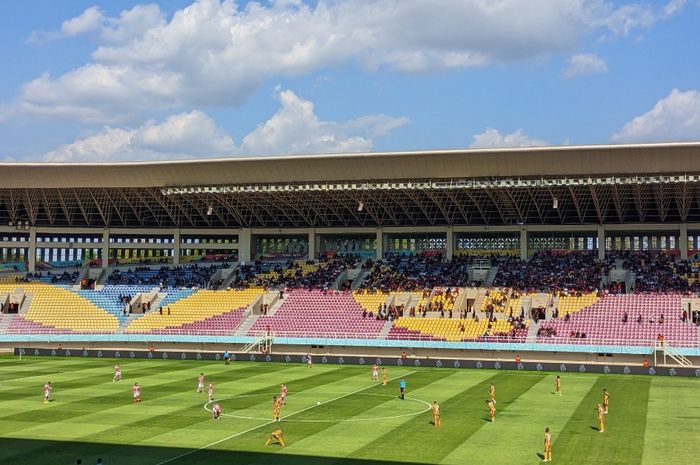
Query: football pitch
[{"left": 1, "top": 355, "right": 699, "bottom": 465}]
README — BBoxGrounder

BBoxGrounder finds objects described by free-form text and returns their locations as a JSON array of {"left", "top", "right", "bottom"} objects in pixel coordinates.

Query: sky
[{"left": 0, "top": 0, "right": 699, "bottom": 162}]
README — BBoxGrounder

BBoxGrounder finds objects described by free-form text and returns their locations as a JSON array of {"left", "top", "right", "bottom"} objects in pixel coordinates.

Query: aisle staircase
[{"left": 655, "top": 341, "right": 692, "bottom": 367}]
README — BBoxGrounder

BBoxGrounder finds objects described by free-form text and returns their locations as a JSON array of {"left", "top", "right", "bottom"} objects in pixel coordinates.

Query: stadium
[{"left": 1, "top": 142, "right": 700, "bottom": 464}]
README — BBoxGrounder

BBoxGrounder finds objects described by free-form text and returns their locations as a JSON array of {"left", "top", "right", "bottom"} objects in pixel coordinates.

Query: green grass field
[{"left": 1, "top": 355, "right": 699, "bottom": 465}]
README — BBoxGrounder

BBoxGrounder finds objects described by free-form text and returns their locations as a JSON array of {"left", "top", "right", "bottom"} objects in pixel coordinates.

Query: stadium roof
[{"left": 3, "top": 142, "right": 700, "bottom": 229}]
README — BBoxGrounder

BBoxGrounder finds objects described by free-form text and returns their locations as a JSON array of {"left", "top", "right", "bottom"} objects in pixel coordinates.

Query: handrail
[{"left": 1, "top": 328, "right": 695, "bottom": 347}]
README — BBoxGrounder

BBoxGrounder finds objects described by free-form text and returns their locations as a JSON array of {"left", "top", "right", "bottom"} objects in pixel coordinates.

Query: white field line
[{"left": 154, "top": 370, "right": 417, "bottom": 465}]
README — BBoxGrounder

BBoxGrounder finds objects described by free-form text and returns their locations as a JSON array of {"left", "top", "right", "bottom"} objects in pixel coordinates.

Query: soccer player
[
  {"left": 43, "top": 381, "right": 52, "bottom": 404},
  {"left": 132, "top": 382, "right": 141, "bottom": 403},
  {"left": 487, "top": 399, "right": 496, "bottom": 422},
  {"left": 597, "top": 403, "right": 605, "bottom": 432},
  {"left": 603, "top": 389, "right": 610, "bottom": 414},
  {"left": 212, "top": 403, "right": 222, "bottom": 420},
  {"left": 266, "top": 429, "right": 286, "bottom": 447},
  {"left": 372, "top": 364, "right": 379, "bottom": 381},
  {"left": 489, "top": 383, "right": 496, "bottom": 402},
  {"left": 208, "top": 382, "right": 215, "bottom": 402},
  {"left": 555, "top": 376, "right": 561, "bottom": 396},
  {"left": 399, "top": 378, "right": 406, "bottom": 400},
  {"left": 381, "top": 367, "right": 388, "bottom": 386},
  {"left": 280, "top": 383, "right": 288, "bottom": 406},
  {"left": 272, "top": 395, "right": 281, "bottom": 421},
  {"left": 431, "top": 401, "right": 441, "bottom": 427},
  {"left": 197, "top": 373, "right": 205, "bottom": 393},
  {"left": 113, "top": 363, "right": 122, "bottom": 382},
  {"left": 543, "top": 427, "right": 552, "bottom": 462},
  {"left": 306, "top": 353, "right": 313, "bottom": 368}
]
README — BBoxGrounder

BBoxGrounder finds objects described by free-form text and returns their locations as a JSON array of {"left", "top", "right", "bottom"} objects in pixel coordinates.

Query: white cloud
[
  {"left": 43, "top": 110, "right": 234, "bottom": 162},
  {"left": 15, "top": 0, "right": 675, "bottom": 123},
  {"left": 28, "top": 5, "right": 164, "bottom": 44},
  {"left": 469, "top": 128, "right": 548, "bottom": 149},
  {"left": 612, "top": 89, "right": 700, "bottom": 143},
  {"left": 40, "top": 89, "right": 408, "bottom": 161},
  {"left": 61, "top": 6, "right": 105, "bottom": 37},
  {"left": 240, "top": 90, "right": 408, "bottom": 155},
  {"left": 663, "top": 0, "right": 688, "bottom": 18},
  {"left": 563, "top": 53, "right": 608, "bottom": 78}
]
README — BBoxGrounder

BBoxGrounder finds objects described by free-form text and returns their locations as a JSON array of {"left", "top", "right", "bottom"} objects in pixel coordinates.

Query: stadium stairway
[
  {"left": 379, "top": 320, "right": 393, "bottom": 339},
  {"left": 19, "top": 293, "right": 34, "bottom": 313},
  {"left": 526, "top": 320, "right": 539, "bottom": 343},
  {"left": 485, "top": 266, "right": 499, "bottom": 287},
  {"left": 235, "top": 312, "right": 260, "bottom": 335},
  {"left": 116, "top": 313, "right": 141, "bottom": 334},
  {"left": 0, "top": 313, "right": 15, "bottom": 334}
]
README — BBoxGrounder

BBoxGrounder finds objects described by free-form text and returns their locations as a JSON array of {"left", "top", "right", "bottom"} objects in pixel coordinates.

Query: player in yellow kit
[
  {"left": 555, "top": 376, "right": 561, "bottom": 396},
  {"left": 543, "top": 427, "right": 552, "bottom": 462},
  {"left": 381, "top": 367, "right": 388, "bottom": 386},
  {"left": 431, "top": 401, "right": 441, "bottom": 427},
  {"left": 266, "top": 429, "right": 286, "bottom": 447},
  {"left": 489, "top": 383, "right": 496, "bottom": 403},
  {"left": 487, "top": 399, "right": 496, "bottom": 422},
  {"left": 603, "top": 389, "right": 610, "bottom": 414},
  {"left": 597, "top": 403, "right": 605, "bottom": 432},
  {"left": 272, "top": 395, "right": 281, "bottom": 422}
]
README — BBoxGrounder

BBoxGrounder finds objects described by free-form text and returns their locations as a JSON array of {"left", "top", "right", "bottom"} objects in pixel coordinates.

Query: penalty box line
[{"left": 154, "top": 370, "right": 417, "bottom": 465}]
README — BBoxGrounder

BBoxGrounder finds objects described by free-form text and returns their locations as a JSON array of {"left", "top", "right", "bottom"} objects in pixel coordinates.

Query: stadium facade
[{"left": 2, "top": 142, "right": 700, "bottom": 271}]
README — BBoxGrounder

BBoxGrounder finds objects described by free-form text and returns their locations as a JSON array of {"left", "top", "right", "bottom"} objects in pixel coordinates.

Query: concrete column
[
  {"left": 375, "top": 228, "right": 384, "bottom": 260},
  {"left": 519, "top": 227, "right": 527, "bottom": 260},
  {"left": 680, "top": 223, "right": 689, "bottom": 260},
  {"left": 173, "top": 229, "right": 181, "bottom": 265},
  {"left": 308, "top": 228, "right": 317, "bottom": 260},
  {"left": 597, "top": 224, "right": 605, "bottom": 261},
  {"left": 446, "top": 227, "right": 454, "bottom": 260},
  {"left": 101, "top": 229, "right": 110, "bottom": 269},
  {"left": 239, "top": 228, "right": 252, "bottom": 264},
  {"left": 28, "top": 226, "right": 37, "bottom": 273}
]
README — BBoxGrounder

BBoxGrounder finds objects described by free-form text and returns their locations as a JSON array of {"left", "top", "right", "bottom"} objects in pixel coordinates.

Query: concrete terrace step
[
  {"left": 236, "top": 313, "right": 261, "bottom": 335},
  {"left": 379, "top": 320, "right": 393, "bottom": 339},
  {"left": 0, "top": 313, "right": 16, "bottom": 334},
  {"left": 526, "top": 320, "right": 539, "bottom": 343}
]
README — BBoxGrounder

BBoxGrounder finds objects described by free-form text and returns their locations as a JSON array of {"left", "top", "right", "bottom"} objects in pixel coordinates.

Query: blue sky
[{"left": 0, "top": 0, "right": 699, "bottom": 162}]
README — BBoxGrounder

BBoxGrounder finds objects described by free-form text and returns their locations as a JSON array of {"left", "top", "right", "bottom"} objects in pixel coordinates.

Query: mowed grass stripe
[
  {"left": 0, "top": 358, "right": 113, "bottom": 381},
  {"left": 347, "top": 371, "right": 545, "bottom": 463},
  {"left": 553, "top": 377, "right": 651, "bottom": 465},
  {"left": 9, "top": 363, "right": 340, "bottom": 443},
  {"left": 285, "top": 370, "right": 496, "bottom": 460},
  {"left": 641, "top": 377, "right": 700, "bottom": 465},
  {"left": 0, "top": 359, "right": 218, "bottom": 426},
  {"left": 163, "top": 369, "right": 443, "bottom": 465},
  {"left": 0, "top": 365, "right": 362, "bottom": 465},
  {"left": 441, "top": 373, "right": 598, "bottom": 465}
]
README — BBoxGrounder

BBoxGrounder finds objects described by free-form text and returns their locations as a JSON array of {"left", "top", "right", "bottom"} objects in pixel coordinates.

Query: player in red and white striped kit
[
  {"left": 132, "top": 382, "right": 141, "bottom": 403},
  {"left": 197, "top": 373, "right": 205, "bottom": 393},
  {"left": 212, "top": 403, "right": 222, "bottom": 420},
  {"left": 208, "top": 382, "right": 215, "bottom": 402},
  {"left": 43, "top": 382, "right": 52, "bottom": 404},
  {"left": 280, "top": 383, "right": 288, "bottom": 406}
]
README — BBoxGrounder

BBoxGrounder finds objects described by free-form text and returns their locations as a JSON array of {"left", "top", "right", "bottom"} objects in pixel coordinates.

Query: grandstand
[{"left": 1, "top": 142, "right": 700, "bottom": 365}]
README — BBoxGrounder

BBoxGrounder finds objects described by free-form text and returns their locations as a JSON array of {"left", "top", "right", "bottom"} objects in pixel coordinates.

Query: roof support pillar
[
  {"left": 308, "top": 228, "right": 317, "bottom": 260},
  {"left": 680, "top": 223, "right": 688, "bottom": 260},
  {"left": 376, "top": 228, "right": 384, "bottom": 260},
  {"left": 597, "top": 225, "right": 605, "bottom": 261},
  {"left": 446, "top": 227, "right": 454, "bottom": 260},
  {"left": 173, "top": 229, "right": 180, "bottom": 265},
  {"left": 239, "top": 228, "right": 252, "bottom": 264},
  {"left": 520, "top": 227, "right": 528, "bottom": 260},
  {"left": 101, "top": 229, "right": 110, "bottom": 269},
  {"left": 28, "top": 226, "right": 36, "bottom": 273}
]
